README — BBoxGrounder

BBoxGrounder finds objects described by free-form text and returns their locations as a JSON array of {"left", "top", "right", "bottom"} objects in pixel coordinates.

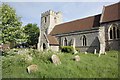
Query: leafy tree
[
  {"left": 23, "top": 23, "right": 39, "bottom": 48},
  {"left": 0, "top": 3, "right": 28, "bottom": 47}
]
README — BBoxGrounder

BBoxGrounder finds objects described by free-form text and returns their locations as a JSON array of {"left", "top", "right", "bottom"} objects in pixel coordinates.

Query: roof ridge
[
  {"left": 104, "top": 2, "right": 120, "bottom": 7},
  {"left": 56, "top": 14, "right": 101, "bottom": 26}
]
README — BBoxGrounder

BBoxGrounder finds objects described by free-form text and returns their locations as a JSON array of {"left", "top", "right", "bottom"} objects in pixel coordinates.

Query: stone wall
[
  {"left": 49, "top": 45, "right": 59, "bottom": 51},
  {"left": 56, "top": 28, "right": 100, "bottom": 53},
  {"left": 103, "top": 21, "right": 120, "bottom": 51}
]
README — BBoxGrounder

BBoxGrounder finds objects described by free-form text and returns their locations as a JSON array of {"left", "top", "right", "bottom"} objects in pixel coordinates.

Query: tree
[
  {"left": 0, "top": 3, "right": 28, "bottom": 47},
  {"left": 23, "top": 23, "right": 39, "bottom": 48}
]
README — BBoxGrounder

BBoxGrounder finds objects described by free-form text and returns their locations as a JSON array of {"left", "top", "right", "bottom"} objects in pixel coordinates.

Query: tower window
[
  {"left": 45, "top": 17, "right": 47, "bottom": 23},
  {"left": 54, "top": 17, "right": 57, "bottom": 23}
]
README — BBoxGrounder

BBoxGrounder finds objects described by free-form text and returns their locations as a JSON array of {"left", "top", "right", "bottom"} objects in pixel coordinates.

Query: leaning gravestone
[
  {"left": 98, "top": 50, "right": 101, "bottom": 57},
  {"left": 51, "top": 54, "right": 61, "bottom": 65},
  {"left": 27, "top": 64, "right": 38, "bottom": 74},
  {"left": 73, "top": 55, "right": 80, "bottom": 61}
]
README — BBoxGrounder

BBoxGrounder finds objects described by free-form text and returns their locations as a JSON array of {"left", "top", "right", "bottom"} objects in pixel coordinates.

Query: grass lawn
[{"left": 2, "top": 49, "right": 118, "bottom": 78}]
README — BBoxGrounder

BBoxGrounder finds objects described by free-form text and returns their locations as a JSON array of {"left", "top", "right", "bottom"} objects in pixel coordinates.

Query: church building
[{"left": 37, "top": 2, "right": 120, "bottom": 53}]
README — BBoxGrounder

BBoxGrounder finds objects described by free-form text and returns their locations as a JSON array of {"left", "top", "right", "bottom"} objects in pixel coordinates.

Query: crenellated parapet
[{"left": 41, "top": 10, "right": 62, "bottom": 17}]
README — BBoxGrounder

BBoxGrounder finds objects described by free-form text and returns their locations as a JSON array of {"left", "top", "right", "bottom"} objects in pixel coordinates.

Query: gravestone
[
  {"left": 94, "top": 49, "right": 96, "bottom": 54},
  {"left": 85, "top": 52, "right": 87, "bottom": 54},
  {"left": 98, "top": 50, "right": 101, "bottom": 57},
  {"left": 104, "top": 52, "right": 107, "bottom": 55},
  {"left": 51, "top": 54, "right": 61, "bottom": 65},
  {"left": 73, "top": 55, "right": 80, "bottom": 61},
  {"left": 27, "top": 64, "right": 38, "bottom": 74},
  {"left": 73, "top": 50, "right": 78, "bottom": 54}
]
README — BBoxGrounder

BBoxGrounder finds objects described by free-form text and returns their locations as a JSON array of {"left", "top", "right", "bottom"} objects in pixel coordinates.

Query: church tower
[
  {"left": 38, "top": 10, "right": 62, "bottom": 51},
  {"left": 41, "top": 10, "right": 62, "bottom": 34}
]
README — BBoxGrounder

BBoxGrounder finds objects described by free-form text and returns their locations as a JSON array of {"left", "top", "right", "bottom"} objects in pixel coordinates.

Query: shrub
[
  {"left": 2, "top": 49, "right": 18, "bottom": 56},
  {"left": 61, "top": 46, "right": 74, "bottom": 53}
]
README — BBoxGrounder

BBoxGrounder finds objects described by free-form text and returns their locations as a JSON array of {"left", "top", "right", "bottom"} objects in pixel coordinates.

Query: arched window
[
  {"left": 64, "top": 37, "right": 68, "bottom": 46},
  {"left": 113, "top": 27, "right": 116, "bottom": 39},
  {"left": 110, "top": 29, "right": 113, "bottom": 39},
  {"left": 69, "top": 39, "right": 73, "bottom": 46},
  {"left": 109, "top": 24, "right": 120, "bottom": 39},
  {"left": 117, "top": 28, "right": 120, "bottom": 38},
  {"left": 83, "top": 35, "right": 87, "bottom": 46}
]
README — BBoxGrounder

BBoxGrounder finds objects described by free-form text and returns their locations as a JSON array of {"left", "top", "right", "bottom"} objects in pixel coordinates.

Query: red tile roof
[
  {"left": 47, "top": 35, "right": 59, "bottom": 45},
  {"left": 100, "top": 2, "right": 120, "bottom": 23},
  {"left": 50, "top": 14, "right": 101, "bottom": 35}
]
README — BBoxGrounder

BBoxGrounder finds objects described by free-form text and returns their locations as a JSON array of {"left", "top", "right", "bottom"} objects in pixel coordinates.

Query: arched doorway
[{"left": 43, "top": 43, "right": 46, "bottom": 50}]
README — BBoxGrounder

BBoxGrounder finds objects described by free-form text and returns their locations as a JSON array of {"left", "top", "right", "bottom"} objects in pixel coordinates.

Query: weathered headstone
[
  {"left": 73, "top": 50, "right": 78, "bottom": 54},
  {"left": 94, "top": 49, "right": 96, "bottom": 54},
  {"left": 85, "top": 52, "right": 87, "bottom": 54},
  {"left": 73, "top": 55, "right": 80, "bottom": 61},
  {"left": 104, "top": 52, "right": 107, "bottom": 55},
  {"left": 27, "top": 64, "right": 38, "bottom": 74},
  {"left": 0, "top": 44, "right": 10, "bottom": 51},
  {"left": 98, "top": 50, "right": 101, "bottom": 57},
  {"left": 51, "top": 54, "right": 61, "bottom": 65},
  {"left": 98, "top": 53, "right": 101, "bottom": 57}
]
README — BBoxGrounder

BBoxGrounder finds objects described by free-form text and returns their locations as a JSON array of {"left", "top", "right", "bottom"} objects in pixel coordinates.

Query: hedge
[{"left": 61, "top": 46, "right": 74, "bottom": 53}]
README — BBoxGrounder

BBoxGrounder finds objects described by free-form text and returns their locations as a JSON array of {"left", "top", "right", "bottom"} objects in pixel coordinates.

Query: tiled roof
[
  {"left": 50, "top": 14, "right": 101, "bottom": 35},
  {"left": 100, "top": 2, "right": 120, "bottom": 23},
  {"left": 47, "top": 35, "right": 59, "bottom": 45}
]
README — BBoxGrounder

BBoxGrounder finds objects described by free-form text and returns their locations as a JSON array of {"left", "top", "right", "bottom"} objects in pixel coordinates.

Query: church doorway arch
[{"left": 43, "top": 43, "right": 46, "bottom": 50}]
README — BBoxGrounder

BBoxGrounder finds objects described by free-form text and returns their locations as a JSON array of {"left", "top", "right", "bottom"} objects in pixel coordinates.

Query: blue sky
[{"left": 1, "top": 2, "right": 119, "bottom": 27}]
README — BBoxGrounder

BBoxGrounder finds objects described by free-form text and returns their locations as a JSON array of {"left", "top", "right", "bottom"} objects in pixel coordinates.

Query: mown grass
[{"left": 2, "top": 49, "right": 118, "bottom": 78}]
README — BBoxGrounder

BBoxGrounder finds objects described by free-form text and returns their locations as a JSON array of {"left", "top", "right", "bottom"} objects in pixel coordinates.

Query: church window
[
  {"left": 83, "top": 35, "right": 87, "bottom": 46},
  {"left": 64, "top": 37, "right": 68, "bottom": 46},
  {"left": 69, "top": 39, "right": 73, "bottom": 46},
  {"left": 110, "top": 29, "right": 113, "bottom": 39},
  {"left": 113, "top": 27, "right": 116, "bottom": 39},
  {"left": 117, "top": 28, "right": 120, "bottom": 38},
  {"left": 109, "top": 24, "right": 119, "bottom": 40}
]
